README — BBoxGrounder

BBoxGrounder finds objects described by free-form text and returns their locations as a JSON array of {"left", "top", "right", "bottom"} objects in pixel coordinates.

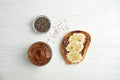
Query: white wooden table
[{"left": 0, "top": 0, "right": 120, "bottom": 80}]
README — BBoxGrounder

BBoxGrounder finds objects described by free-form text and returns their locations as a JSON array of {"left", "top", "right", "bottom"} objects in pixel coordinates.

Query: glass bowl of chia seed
[{"left": 33, "top": 15, "right": 51, "bottom": 33}]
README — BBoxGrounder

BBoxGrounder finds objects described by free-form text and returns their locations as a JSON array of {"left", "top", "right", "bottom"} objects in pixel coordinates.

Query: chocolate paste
[{"left": 28, "top": 42, "right": 52, "bottom": 66}]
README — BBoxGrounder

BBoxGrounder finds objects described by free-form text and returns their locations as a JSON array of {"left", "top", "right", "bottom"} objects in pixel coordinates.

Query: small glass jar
[{"left": 33, "top": 15, "right": 51, "bottom": 34}]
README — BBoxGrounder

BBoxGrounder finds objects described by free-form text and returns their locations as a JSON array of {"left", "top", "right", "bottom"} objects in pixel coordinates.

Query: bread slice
[{"left": 61, "top": 30, "right": 91, "bottom": 64}]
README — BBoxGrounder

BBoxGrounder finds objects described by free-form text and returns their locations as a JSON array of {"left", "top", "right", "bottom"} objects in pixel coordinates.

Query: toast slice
[{"left": 61, "top": 30, "right": 91, "bottom": 64}]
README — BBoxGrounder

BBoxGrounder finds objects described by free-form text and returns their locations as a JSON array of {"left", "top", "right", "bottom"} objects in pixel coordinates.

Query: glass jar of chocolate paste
[{"left": 28, "top": 42, "right": 52, "bottom": 66}]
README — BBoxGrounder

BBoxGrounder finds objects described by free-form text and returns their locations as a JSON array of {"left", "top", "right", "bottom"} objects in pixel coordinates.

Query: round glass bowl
[
  {"left": 28, "top": 42, "right": 52, "bottom": 66},
  {"left": 33, "top": 15, "right": 51, "bottom": 33}
]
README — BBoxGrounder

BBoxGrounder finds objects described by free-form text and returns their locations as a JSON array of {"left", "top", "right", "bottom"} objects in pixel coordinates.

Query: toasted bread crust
[{"left": 61, "top": 30, "right": 91, "bottom": 64}]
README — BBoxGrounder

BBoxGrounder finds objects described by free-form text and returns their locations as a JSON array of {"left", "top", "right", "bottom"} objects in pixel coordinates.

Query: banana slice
[
  {"left": 66, "top": 52, "right": 83, "bottom": 63},
  {"left": 66, "top": 42, "right": 75, "bottom": 52},
  {"left": 73, "top": 33, "right": 85, "bottom": 43},
  {"left": 66, "top": 42, "right": 84, "bottom": 52},
  {"left": 69, "top": 33, "right": 85, "bottom": 43},
  {"left": 68, "top": 35, "right": 78, "bottom": 42}
]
